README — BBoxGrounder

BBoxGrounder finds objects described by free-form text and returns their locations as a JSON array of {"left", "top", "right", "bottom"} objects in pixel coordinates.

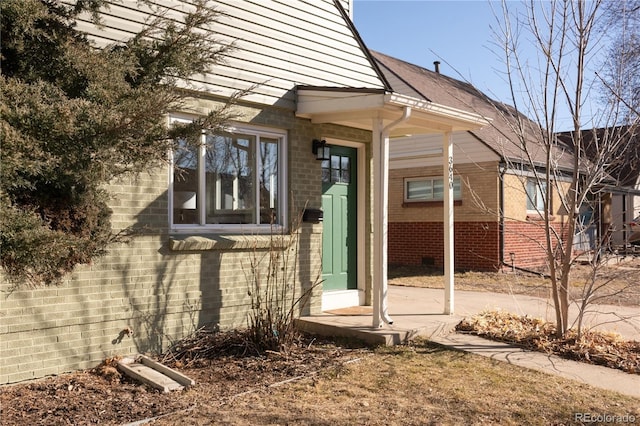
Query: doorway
[{"left": 321, "top": 146, "right": 357, "bottom": 293}]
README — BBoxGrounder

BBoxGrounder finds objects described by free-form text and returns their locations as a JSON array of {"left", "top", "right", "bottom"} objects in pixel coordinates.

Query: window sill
[
  {"left": 402, "top": 200, "right": 462, "bottom": 208},
  {"left": 169, "top": 234, "right": 289, "bottom": 251},
  {"left": 526, "top": 213, "right": 555, "bottom": 222}
]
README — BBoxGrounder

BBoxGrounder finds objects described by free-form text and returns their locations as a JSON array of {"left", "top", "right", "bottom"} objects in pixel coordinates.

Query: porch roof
[
  {"left": 296, "top": 86, "right": 489, "bottom": 135},
  {"left": 295, "top": 85, "right": 489, "bottom": 325}
]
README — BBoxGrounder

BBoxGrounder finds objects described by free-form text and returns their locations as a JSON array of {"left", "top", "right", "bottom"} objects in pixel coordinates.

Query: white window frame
[
  {"left": 168, "top": 116, "right": 288, "bottom": 233},
  {"left": 404, "top": 176, "right": 462, "bottom": 203}
]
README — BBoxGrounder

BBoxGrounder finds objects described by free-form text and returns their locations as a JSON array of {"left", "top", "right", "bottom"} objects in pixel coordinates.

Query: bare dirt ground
[
  {"left": 2, "top": 259, "right": 639, "bottom": 425},
  {"left": 0, "top": 333, "right": 370, "bottom": 426}
]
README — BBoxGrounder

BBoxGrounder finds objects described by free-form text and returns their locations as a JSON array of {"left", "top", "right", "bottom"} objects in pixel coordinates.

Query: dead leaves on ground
[
  {"left": 91, "top": 356, "right": 123, "bottom": 383},
  {"left": 456, "top": 310, "right": 640, "bottom": 374}
]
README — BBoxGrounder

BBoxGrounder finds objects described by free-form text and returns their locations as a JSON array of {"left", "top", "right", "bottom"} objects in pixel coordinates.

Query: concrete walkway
[{"left": 297, "top": 285, "right": 640, "bottom": 398}]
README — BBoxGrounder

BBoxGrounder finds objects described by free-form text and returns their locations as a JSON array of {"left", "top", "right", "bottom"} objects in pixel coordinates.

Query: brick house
[
  {"left": 591, "top": 127, "right": 640, "bottom": 248},
  {"left": 372, "top": 51, "right": 575, "bottom": 271},
  {"left": 559, "top": 126, "right": 640, "bottom": 250},
  {"left": 0, "top": 1, "right": 486, "bottom": 384}
]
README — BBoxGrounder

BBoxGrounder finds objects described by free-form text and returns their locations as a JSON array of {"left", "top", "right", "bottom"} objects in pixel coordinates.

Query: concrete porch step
[{"left": 296, "top": 306, "right": 461, "bottom": 346}]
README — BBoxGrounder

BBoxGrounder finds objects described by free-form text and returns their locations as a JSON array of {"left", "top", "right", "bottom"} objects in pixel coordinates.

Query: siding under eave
[
  {"left": 390, "top": 132, "right": 500, "bottom": 169},
  {"left": 76, "top": 0, "right": 384, "bottom": 109}
]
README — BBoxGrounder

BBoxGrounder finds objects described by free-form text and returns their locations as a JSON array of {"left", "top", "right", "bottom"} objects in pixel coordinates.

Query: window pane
[
  {"left": 526, "top": 179, "right": 546, "bottom": 211},
  {"left": 406, "top": 177, "right": 461, "bottom": 202},
  {"left": 526, "top": 180, "right": 535, "bottom": 210},
  {"left": 538, "top": 182, "right": 546, "bottom": 210},
  {"left": 259, "top": 137, "right": 278, "bottom": 224},
  {"left": 433, "top": 179, "right": 444, "bottom": 200},
  {"left": 331, "top": 169, "right": 341, "bottom": 183},
  {"left": 330, "top": 155, "right": 340, "bottom": 170},
  {"left": 170, "top": 124, "right": 286, "bottom": 230},
  {"left": 205, "top": 133, "right": 255, "bottom": 224},
  {"left": 407, "top": 180, "right": 431, "bottom": 200},
  {"left": 453, "top": 178, "right": 462, "bottom": 200},
  {"left": 173, "top": 139, "right": 199, "bottom": 224},
  {"left": 330, "top": 155, "right": 340, "bottom": 183},
  {"left": 340, "top": 156, "right": 350, "bottom": 183},
  {"left": 321, "top": 159, "right": 330, "bottom": 183}
]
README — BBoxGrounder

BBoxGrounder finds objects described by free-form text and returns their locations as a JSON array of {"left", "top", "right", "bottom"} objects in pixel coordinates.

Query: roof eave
[{"left": 296, "top": 87, "right": 489, "bottom": 135}]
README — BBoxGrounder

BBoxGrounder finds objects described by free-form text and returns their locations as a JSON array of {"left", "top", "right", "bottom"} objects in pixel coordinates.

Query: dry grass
[
  {"left": 3, "top": 331, "right": 638, "bottom": 425},
  {"left": 388, "top": 257, "right": 640, "bottom": 307},
  {"left": 152, "top": 339, "right": 639, "bottom": 426},
  {"left": 0, "top": 332, "right": 640, "bottom": 426}
]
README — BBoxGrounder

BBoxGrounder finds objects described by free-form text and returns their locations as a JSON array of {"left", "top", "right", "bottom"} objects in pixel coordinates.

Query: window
[
  {"left": 321, "top": 155, "right": 351, "bottom": 184},
  {"left": 170, "top": 120, "right": 286, "bottom": 231},
  {"left": 526, "top": 178, "right": 546, "bottom": 211},
  {"left": 404, "top": 176, "right": 461, "bottom": 202}
]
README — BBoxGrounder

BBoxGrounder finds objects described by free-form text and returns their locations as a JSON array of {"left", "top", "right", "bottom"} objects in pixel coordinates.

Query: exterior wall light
[{"left": 312, "top": 139, "right": 331, "bottom": 161}]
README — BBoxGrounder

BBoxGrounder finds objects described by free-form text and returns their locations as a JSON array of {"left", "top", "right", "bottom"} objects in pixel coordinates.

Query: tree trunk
[{"left": 558, "top": 273, "right": 571, "bottom": 337}]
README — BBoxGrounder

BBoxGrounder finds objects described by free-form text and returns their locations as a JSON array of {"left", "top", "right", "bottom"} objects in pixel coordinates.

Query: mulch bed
[
  {"left": 0, "top": 329, "right": 369, "bottom": 426},
  {"left": 456, "top": 310, "right": 640, "bottom": 374}
]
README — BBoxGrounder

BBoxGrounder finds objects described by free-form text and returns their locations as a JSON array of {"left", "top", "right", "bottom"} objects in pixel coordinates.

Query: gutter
[
  {"left": 385, "top": 93, "right": 488, "bottom": 128},
  {"left": 373, "top": 106, "right": 412, "bottom": 328}
]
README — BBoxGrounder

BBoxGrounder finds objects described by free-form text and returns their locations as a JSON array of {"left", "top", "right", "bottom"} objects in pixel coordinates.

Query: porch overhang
[
  {"left": 296, "top": 86, "right": 489, "bottom": 327},
  {"left": 599, "top": 184, "right": 640, "bottom": 196},
  {"left": 296, "top": 87, "right": 488, "bottom": 135}
]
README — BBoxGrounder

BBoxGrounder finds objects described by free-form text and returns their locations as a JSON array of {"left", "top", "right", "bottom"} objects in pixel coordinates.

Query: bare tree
[
  {"left": 493, "top": 0, "right": 639, "bottom": 338},
  {"left": 600, "top": 0, "right": 640, "bottom": 119}
]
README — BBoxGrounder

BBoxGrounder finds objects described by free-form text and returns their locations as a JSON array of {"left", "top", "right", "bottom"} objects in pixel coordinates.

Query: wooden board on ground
[{"left": 117, "top": 355, "right": 195, "bottom": 393}]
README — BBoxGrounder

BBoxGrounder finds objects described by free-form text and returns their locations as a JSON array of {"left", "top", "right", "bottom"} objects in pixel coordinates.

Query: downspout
[
  {"left": 499, "top": 162, "right": 507, "bottom": 269},
  {"left": 622, "top": 194, "right": 627, "bottom": 247},
  {"left": 597, "top": 193, "right": 603, "bottom": 257},
  {"left": 372, "top": 106, "right": 411, "bottom": 328}
]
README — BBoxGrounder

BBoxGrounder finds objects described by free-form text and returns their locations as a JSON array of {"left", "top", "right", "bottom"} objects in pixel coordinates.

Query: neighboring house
[
  {"left": 561, "top": 126, "right": 640, "bottom": 249},
  {"left": 372, "top": 51, "right": 576, "bottom": 272},
  {"left": 0, "top": 1, "right": 485, "bottom": 384},
  {"left": 603, "top": 127, "right": 640, "bottom": 248}
]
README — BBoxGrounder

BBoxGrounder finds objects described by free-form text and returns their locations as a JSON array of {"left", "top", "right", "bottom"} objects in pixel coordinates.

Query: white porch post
[
  {"left": 372, "top": 117, "right": 385, "bottom": 328},
  {"left": 443, "top": 131, "right": 455, "bottom": 315},
  {"left": 372, "top": 109, "right": 411, "bottom": 328}
]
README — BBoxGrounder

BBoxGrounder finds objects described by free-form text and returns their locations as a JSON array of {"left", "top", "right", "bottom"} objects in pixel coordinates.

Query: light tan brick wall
[
  {"left": 389, "top": 161, "right": 501, "bottom": 223},
  {"left": 502, "top": 174, "right": 526, "bottom": 220},
  {"left": 0, "top": 103, "right": 373, "bottom": 384},
  {"left": 502, "top": 174, "right": 572, "bottom": 222},
  {"left": 501, "top": 173, "right": 573, "bottom": 269}
]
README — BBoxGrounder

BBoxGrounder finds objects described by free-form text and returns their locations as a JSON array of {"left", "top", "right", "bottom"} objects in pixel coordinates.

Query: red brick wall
[
  {"left": 388, "top": 222, "right": 501, "bottom": 271},
  {"left": 503, "top": 220, "right": 569, "bottom": 269}
]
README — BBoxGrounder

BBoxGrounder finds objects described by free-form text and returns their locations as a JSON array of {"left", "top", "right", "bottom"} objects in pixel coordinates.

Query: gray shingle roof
[{"left": 371, "top": 50, "right": 573, "bottom": 170}]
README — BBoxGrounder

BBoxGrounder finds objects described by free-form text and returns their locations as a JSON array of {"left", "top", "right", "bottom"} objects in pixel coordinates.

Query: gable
[{"left": 76, "top": 0, "right": 384, "bottom": 109}]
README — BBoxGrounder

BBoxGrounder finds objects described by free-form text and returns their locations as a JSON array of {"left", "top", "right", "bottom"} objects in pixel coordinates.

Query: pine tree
[{"left": 1, "top": 0, "right": 235, "bottom": 286}]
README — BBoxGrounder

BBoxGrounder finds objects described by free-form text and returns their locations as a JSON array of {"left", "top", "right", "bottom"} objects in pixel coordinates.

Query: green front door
[{"left": 321, "top": 146, "right": 357, "bottom": 291}]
